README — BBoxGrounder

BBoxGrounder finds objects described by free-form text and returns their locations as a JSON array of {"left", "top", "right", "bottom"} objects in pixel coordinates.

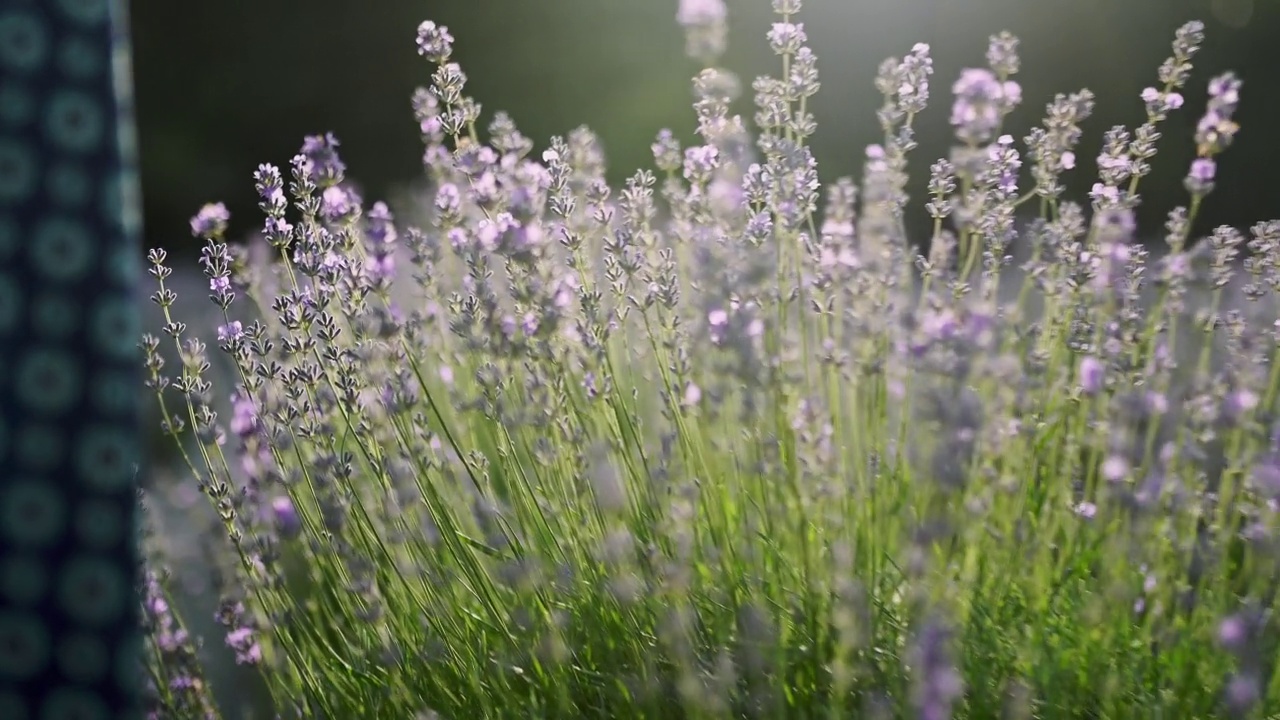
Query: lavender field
[{"left": 138, "top": 1, "right": 1280, "bottom": 717}]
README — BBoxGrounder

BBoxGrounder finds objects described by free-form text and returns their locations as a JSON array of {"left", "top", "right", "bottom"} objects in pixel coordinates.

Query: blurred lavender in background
[{"left": 132, "top": 0, "right": 1280, "bottom": 259}]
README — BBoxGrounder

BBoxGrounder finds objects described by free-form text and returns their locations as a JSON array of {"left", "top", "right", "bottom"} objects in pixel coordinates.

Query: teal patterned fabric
[{"left": 0, "top": 0, "right": 143, "bottom": 717}]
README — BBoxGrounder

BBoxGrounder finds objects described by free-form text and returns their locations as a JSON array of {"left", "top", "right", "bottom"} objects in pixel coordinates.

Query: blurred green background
[{"left": 131, "top": 0, "right": 1280, "bottom": 259}]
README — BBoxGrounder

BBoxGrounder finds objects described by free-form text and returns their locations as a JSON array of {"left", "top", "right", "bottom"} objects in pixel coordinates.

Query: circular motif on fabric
[
  {"left": 15, "top": 423, "right": 65, "bottom": 473},
  {"left": 0, "top": 80, "right": 35, "bottom": 127},
  {"left": 0, "top": 271, "right": 21, "bottom": 335},
  {"left": 96, "top": 171, "right": 119, "bottom": 229},
  {"left": 73, "top": 496, "right": 125, "bottom": 549},
  {"left": 28, "top": 215, "right": 94, "bottom": 283},
  {"left": 57, "top": 556, "right": 126, "bottom": 627},
  {"left": 30, "top": 292, "right": 80, "bottom": 340},
  {"left": 0, "top": 137, "right": 37, "bottom": 202},
  {"left": 112, "top": 633, "right": 144, "bottom": 698},
  {"left": 0, "top": 553, "right": 49, "bottom": 606},
  {"left": 15, "top": 347, "right": 82, "bottom": 416},
  {"left": 75, "top": 425, "right": 136, "bottom": 492},
  {"left": 0, "top": 689, "right": 31, "bottom": 720},
  {"left": 54, "top": 0, "right": 110, "bottom": 26},
  {"left": 88, "top": 297, "right": 136, "bottom": 360},
  {"left": 56, "top": 633, "right": 109, "bottom": 683},
  {"left": 99, "top": 167, "right": 141, "bottom": 236},
  {"left": 0, "top": 212, "right": 17, "bottom": 258},
  {"left": 0, "top": 611, "right": 52, "bottom": 680},
  {"left": 3, "top": 1, "right": 146, "bottom": 716},
  {"left": 0, "top": 479, "right": 67, "bottom": 548},
  {"left": 88, "top": 370, "right": 133, "bottom": 417},
  {"left": 0, "top": 11, "right": 49, "bottom": 72},
  {"left": 39, "top": 686, "right": 109, "bottom": 720},
  {"left": 102, "top": 243, "right": 137, "bottom": 286},
  {"left": 45, "top": 161, "right": 91, "bottom": 208},
  {"left": 42, "top": 90, "right": 104, "bottom": 154},
  {"left": 57, "top": 35, "right": 101, "bottom": 79}
]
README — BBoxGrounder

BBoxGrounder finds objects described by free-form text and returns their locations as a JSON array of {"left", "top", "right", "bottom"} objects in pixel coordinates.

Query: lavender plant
[{"left": 139, "top": 1, "right": 1280, "bottom": 717}]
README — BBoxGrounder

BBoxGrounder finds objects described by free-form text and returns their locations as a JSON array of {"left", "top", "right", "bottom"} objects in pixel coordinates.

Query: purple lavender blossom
[
  {"left": 1185, "top": 156, "right": 1216, "bottom": 196},
  {"left": 950, "top": 67, "right": 1017, "bottom": 144},
  {"left": 138, "top": 8, "right": 1280, "bottom": 718},
  {"left": 910, "top": 620, "right": 963, "bottom": 720},
  {"left": 253, "top": 163, "right": 286, "bottom": 210},
  {"left": 272, "top": 496, "right": 302, "bottom": 540},
  {"left": 1224, "top": 674, "right": 1261, "bottom": 717},
  {"left": 676, "top": 0, "right": 727, "bottom": 27},
  {"left": 1195, "top": 72, "right": 1242, "bottom": 157},
  {"left": 189, "top": 202, "right": 229, "bottom": 238},
  {"left": 683, "top": 144, "right": 720, "bottom": 184},
  {"left": 229, "top": 391, "right": 258, "bottom": 439},
  {"left": 766, "top": 21, "right": 806, "bottom": 55},
  {"left": 217, "top": 320, "right": 243, "bottom": 343},
  {"left": 320, "top": 185, "right": 358, "bottom": 222},
  {"left": 299, "top": 132, "right": 346, "bottom": 186},
  {"left": 415, "top": 20, "right": 454, "bottom": 63},
  {"left": 676, "top": 0, "right": 728, "bottom": 62}
]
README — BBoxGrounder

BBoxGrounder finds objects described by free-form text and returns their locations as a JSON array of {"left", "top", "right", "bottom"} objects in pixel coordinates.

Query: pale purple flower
[
  {"left": 189, "top": 202, "right": 230, "bottom": 238},
  {"left": 521, "top": 312, "right": 539, "bottom": 336},
  {"left": 263, "top": 216, "right": 292, "bottom": 240},
  {"left": 1195, "top": 72, "right": 1242, "bottom": 156},
  {"left": 683, "top": 145, "right": 720, "bottom": 184},
  {"left": 217, "top": 321, "right": 243, "bottom": 344},
  {"left": 1251, "top": 455, "right": 1280, "bottom": 496},
  {"left": 766, "top": 22, "right": 806, "bottom": 54},
  {"left": 1189, "top": 157, "right": 1216, "bottom": 183},
  {"left": 950, "top": 68, "right": 1012, "bottom": 143},
  {"left": 415, "top": 20, "right": 454, "bottom": 62},
  {"left": 366, "top": 201, "right": 398, "bottom": 246},
  {"left": 366, "top": 254, "right": 395, "bottom": 283},
  {"left": 225, "top": 627, "right": 262, "bottom": 665},
  {"left": 1209, "top": 73, "right": 1241, "bottom": 104},
  {"left": 1225, "top": 674, "right": 1260, "bottom": 716},
  {"left": 229, "top": 392, "right": 258, "bottom": 439},
  {"left": 447, "top": 227, "right": 469, "bottom": 251},
  {"left": 1218, "top": 615, "right": 1249, "bottom": 651},
  {"left": 1089, "top": 182, "right": 1121, "bottom": 206},
  {"left": 299, "top": 132, "right": 346, "bottom": 185},
  {"left": 683, "top": 382, "right": 702, "bottom": 406},
  {"left": 676, "top": 0, "right": 727, "bottom": 27},
  {"left": 272, "top": 496, "right": 302, "bottom": 540},
  {"left": 1102, "top": 455, "right": 1130, "bottom": 482},
  {"left": 435, "top": 183, "right": 462, "bottom": 214},
  {"left": 1142, "top": 87, "right": 1184, "bottom": 115},
  {"left": 1225, "top": 388, "right": 1259, "bottom": 420},
  {"left": 321, "top": 185, "right": 357, "bottom": 222},
  {"left": 253, "top": 164, "right": 285, "bottom": 210}
]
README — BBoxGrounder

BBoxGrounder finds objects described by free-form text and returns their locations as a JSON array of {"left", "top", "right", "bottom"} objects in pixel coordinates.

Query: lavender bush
[{"left": 138, "top": 0, "right": 1280, "bottom": 717}]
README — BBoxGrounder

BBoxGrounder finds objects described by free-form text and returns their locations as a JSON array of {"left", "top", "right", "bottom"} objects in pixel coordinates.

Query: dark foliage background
[{"left": 132, "top": 0, "right": 1280, "bottom": 260}]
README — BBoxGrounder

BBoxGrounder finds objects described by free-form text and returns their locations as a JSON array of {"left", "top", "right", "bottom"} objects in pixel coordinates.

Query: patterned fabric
[{"left": 0, "top": 0, "right": 143, "bottom": 717}]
